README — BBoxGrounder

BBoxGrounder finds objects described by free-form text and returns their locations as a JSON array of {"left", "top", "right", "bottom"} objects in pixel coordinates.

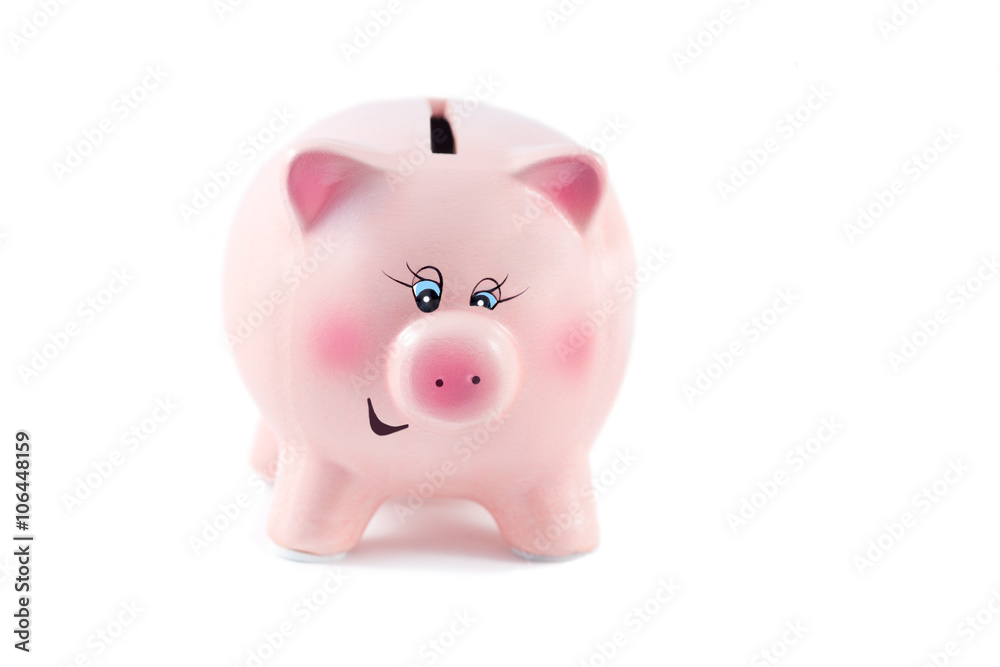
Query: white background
[{"left": 2, "top": 0, "right": 999, "bottom": 665}]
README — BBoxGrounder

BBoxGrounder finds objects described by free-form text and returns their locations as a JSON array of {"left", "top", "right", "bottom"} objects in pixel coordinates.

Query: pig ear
[
  {"left": 282, "top": 141, "right": 384, "bottom": 232},
  {"left": 512, "top": 146, "right": 607, "bottom": 233}
]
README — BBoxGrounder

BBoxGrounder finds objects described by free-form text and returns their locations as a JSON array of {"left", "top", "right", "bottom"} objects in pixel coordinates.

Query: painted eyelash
[
  {"left": 384, "top": 267, "right": 527, "bottom": 306},
  {"left": 472, "top": 275, "right": 528, "bottom": 304},
  {"left": 383, "top": 263, "right": 443, "bottom": 289}
]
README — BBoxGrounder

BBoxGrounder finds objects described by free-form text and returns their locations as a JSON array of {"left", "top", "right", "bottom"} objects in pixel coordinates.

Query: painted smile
[{"left": 367, "top": 398, "right": 408, "bottom": 436}]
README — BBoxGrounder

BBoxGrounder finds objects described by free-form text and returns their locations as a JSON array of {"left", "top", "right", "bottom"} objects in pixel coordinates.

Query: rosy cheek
[
  {"left": 548, "top": 317, "right": 595, "bottom": 376},
  {"left": 313, "top": 315, "right": 365, "bottom": 370}
]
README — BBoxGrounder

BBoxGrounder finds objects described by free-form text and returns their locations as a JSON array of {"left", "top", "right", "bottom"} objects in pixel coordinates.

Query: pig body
[{"left": 223, "top": 98, "right": 634, "bottom": 559}]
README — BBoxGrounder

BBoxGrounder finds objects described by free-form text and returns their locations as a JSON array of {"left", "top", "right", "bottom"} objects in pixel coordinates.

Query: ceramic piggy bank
[{"left": 223, "top": 98, "right": 634, "bottom": 560}]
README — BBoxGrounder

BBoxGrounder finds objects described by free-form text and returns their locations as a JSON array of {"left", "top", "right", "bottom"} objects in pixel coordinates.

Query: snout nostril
[
  {"left": 471, "top": 376, "right": 481, "bottom": 385},
  {"left": 435, "top": 379, "right": 444, "bottom": 387}
]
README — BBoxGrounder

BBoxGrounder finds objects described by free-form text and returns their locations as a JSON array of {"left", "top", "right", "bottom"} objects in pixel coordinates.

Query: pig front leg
[
  {"left": 486, "top": 461, "right": 599, "bottom": 560},
  {"left": 267, "top": 451, "right": 380, "bottom": 558}
]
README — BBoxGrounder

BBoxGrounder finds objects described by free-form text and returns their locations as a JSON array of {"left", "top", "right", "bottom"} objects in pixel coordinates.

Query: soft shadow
[
  {"left": 250, "top": 488, "right": 556, "bottom": 571},
  {"left": 345, "top": 499, "right": 521, "bottom": 571}
]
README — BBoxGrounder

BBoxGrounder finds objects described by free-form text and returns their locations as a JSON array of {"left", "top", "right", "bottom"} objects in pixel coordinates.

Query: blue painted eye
[
  {"left": 413, "top": 279, "right": 441, "bottom": 313},
  {"left": 470, "top": 291, "right": 498, "bottom": 309}
]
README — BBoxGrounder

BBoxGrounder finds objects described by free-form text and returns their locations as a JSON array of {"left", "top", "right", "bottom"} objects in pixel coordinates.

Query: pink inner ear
[
  {"left": 287, "top": 151, "right": 363, "bottom": 230},
  {"left": 518, "top": 156, "right": 603, "bottom": 231}
]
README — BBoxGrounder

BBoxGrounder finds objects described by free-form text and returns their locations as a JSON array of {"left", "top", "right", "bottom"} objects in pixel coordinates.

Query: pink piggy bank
[{"left": 223, "top": 98, "right": 634, "bottom": 560}]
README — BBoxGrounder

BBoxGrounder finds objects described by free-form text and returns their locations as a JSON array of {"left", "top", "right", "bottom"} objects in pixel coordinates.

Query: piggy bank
[{"left": 223, "top": 98, "right": 634, "bottom": 560}]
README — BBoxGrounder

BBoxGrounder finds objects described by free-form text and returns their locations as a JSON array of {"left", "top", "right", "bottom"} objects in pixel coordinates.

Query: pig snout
[
  {"left": 410, "top": 346, "right": 490, "bottom": 416},
  {"left": 388, "top": 312, "right": 520, "bottom": 429}
]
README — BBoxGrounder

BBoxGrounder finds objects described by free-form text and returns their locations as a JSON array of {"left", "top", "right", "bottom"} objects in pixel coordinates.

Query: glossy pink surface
[{"left": 223, "top": 98, "right": 635, "bottom": 558}]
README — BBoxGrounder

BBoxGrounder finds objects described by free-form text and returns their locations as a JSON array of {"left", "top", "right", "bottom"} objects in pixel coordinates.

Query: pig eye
[
  {"left": 412, "top": 279, "right": 441, "bottom": 312},
  {"left": 384, "top": 264, "right": 443, "bottom": 313},
  {"left": 470, "top": 291, "right": 498, "bottom": 309},
  {"left": 469, "top": 276, "right": 528, "bottom": 311}
]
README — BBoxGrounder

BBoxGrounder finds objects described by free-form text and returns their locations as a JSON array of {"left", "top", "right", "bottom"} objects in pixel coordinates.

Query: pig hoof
[
  {"left": 271, "top": 543, "right": 347, "bottom": 563},
  {"left": 510, "top": 548, "right": 588, "bottom": 563}
]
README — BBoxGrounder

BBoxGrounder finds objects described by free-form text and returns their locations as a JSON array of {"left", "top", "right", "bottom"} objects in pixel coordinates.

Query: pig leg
[
  {"left": 267, "top": 452, "right": 380, "bottom": 557},
  {"left": 486, "top": 461, "right": 599, "bottom": 560},
  {"left": 249, "top": 420, "right": 279, "bottom": 482}
]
